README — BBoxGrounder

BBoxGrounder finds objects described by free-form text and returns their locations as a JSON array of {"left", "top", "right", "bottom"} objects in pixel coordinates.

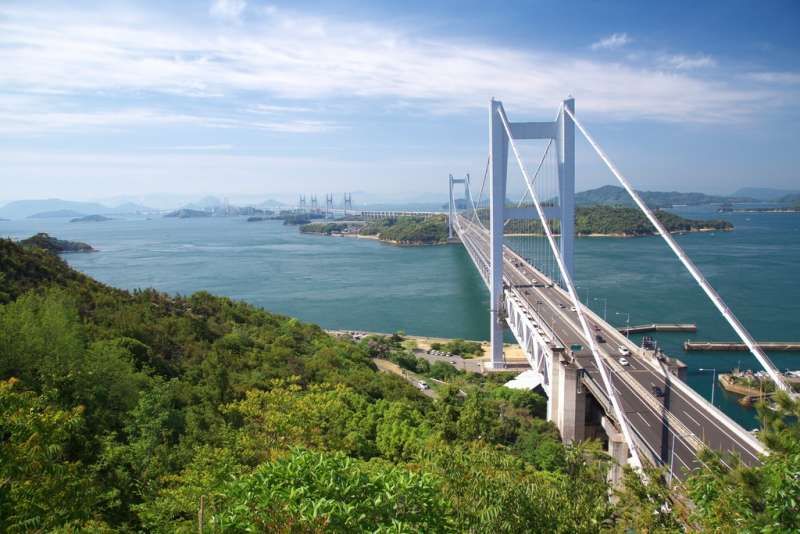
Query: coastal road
[{"left": 456, "top": 215, "right": 764, "bottom": 479}]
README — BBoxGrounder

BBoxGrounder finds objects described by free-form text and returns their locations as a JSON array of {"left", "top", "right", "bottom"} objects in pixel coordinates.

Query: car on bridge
[
  {"left": 618, "top": 345, "right": 631, "bottom": 356},
  {"left": 618, "top": 357, "right": 630, "bottom": 366}
]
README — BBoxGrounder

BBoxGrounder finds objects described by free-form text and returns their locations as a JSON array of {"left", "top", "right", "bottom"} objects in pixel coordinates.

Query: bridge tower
[
  {"left": 326, "top": 193, "right": 334, "bottom": 219},
  {"left": 299, "top": 195, "right": 306, "bottom": 213},
  {"left": 487, "top": 97, "right": 575, "bottom": 368},
  {"left": 344, "top": 193, "right": 352, "bottom": 214},
  {"left": 311, "top": 195, "right": 318, "bottom": 213},
  {"left": 448, "top": 174, "right": 467, "bottom": 239}
]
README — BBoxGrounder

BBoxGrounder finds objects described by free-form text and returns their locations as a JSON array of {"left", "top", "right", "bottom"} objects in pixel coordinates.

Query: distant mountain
[
  {"left": 731, "top": 187, "right": 800, "bottom": 201},
  {"left": 183, "top": 196, "right": 224, "bottom": 210},
  {"left": 1, "top": 199, "right": 109, "bottom": 219},
  {"left": 575, "top": 185, "right": 744, "bottom": 208},
  {"left": 0, "top": 198, "right": 156, "bottom": 219},
  {"left": 777, "top": 192, "right": 800, "bottom": 204},
  {"left": 28, "top": 209, "right": 87, "bottom": 219}
]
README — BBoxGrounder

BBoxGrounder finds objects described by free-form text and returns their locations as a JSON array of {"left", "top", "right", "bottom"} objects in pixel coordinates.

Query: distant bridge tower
[
  {"left": 487, "top": 97, "right": 575, "bottom": 368},
  {"left": 299, "top": 195, "right": 307, "bottom": 213},
  {"left": 311, "top": 195, "right": 318, "bottom": 213},
  {"left": 448, "top": 174, "right": 467, "bottom": 239},
  {"left": 344, "top": 193, "right": 353, "bottom": 214},
  {"left": 325, "top": 193, "right": 334, "bottom": 219}
]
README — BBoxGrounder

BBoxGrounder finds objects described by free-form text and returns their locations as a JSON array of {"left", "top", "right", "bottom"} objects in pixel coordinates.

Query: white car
[
  {"left": 618, "top": 357, "right": 630, "bottom": 366},
  {"left": 569, "top": 306, "right": 576, "bottom": 312},
  {"left": 618, "top": 345, "right": 631, "bottom": 356}
]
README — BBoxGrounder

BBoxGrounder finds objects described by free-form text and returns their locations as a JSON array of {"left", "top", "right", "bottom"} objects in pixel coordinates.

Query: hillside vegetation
[
  {"left": 0, "top": 237, "right": 797, "bottom": 532},
  {"left": 360, "top": 215, "right": 449, "bottom": 244}
]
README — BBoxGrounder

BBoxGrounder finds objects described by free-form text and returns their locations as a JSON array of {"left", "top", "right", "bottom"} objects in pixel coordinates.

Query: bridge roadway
[{"left": 455, "top": 215, "right": 765, "bottom": 479}]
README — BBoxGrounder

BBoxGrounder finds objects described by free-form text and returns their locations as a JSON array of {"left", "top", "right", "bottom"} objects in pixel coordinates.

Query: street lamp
[
  {"left": 698, "top": 368, "right": 717, "bottom": 406},
  {"left": 616, "top": 311, "right": 630, "bottom": 338},
  {"left": 594, "top": 297, "right": 607, "bottom": 321}
]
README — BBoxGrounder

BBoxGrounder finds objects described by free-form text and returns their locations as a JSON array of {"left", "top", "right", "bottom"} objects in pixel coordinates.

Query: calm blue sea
[{"left": 3, "top": 206, "right": 798, "bottom": 428}]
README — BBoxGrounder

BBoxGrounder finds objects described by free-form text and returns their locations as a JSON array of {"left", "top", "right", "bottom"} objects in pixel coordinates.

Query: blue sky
[{"left": 1, "top": 0, "right": 798, "bottom": 205}]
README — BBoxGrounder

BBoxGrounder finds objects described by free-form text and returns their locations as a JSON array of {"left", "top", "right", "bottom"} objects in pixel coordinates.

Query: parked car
[
  {"left": 417, "top": 381, "right": 429, "bottom": 390},
  {"left": 618, "top": 357, "right": 630, "bottom": 366}
]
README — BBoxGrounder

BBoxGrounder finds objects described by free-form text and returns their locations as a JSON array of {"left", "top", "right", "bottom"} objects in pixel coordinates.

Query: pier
[
  {"left": 618, "top": 323, "right": 697, "bottom": 334},
  {"left": 684, "top": 341, "right": 800, "bottom": 352}
]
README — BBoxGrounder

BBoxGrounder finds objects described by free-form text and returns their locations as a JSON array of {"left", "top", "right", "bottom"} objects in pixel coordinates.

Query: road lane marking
[
  {"left": 637, "top": 412, "right": 652, "bottom": 427},
  {"left": 682, "top": 410, "right": 701, "bottom": 427}
]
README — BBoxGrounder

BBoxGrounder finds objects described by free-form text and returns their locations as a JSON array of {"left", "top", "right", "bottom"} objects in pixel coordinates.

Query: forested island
[
  {"left": 0, "top": 237, "right": 798, "bottom": 531},
  {"left": 18, "top": 232, "right": 94, "bottom": 253},
  {"left": 70, "top": 214, "right": 113, "bottom": 223},
  {"left": 301, "top": 215, "right": 450, "bottom": 245},
  {"left": 504, "top": 205, "right": 732, "bottom": 236}
]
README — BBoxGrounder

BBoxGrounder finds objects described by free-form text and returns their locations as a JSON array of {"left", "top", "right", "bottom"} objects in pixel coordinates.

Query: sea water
[{"left": 2, "top": 206, "right": 798, "bottom": 428}]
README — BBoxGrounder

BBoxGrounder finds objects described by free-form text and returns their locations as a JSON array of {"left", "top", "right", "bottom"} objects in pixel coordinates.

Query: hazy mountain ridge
[
  {"left": 0, "top": 198, "right": 155, "bottom": 219},
  {"left": 576, "top": 185, "right": 751, "bottom": 208},
  {"left": 731, "top": 187, "right": 800, "bottom": 201}
]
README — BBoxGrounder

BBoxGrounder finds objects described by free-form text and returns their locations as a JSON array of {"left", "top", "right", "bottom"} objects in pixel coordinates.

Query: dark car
[
  {"left": 595, "top": 334, "right": 605, "bottom": 343},
  {"left": 652, "top": 386, "right": 665, "bottom": 398}
]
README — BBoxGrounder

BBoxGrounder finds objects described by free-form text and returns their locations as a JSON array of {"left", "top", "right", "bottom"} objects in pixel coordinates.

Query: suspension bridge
[{"left": 446, "top": 97, "right": 789, "bottom": 483}]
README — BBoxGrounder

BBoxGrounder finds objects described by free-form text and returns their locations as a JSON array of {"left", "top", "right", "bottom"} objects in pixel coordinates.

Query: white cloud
[
  {"left": 591, "top": 33, "right": 631, "bottom": 51},
  {"left": 209, "top": 0, "right": 246, "bottom": 21},
  {"left": 147, "top": 144, "right": 234, "bottom": 151},
  {"left": 0, "top": 5, "right": 783, "bottom": 131},
  {"left": 663, "top": 54, "right": 716, "bottom": 70},
  {"left": 747, "top": 71, "right": 800, "bottom": 84}
]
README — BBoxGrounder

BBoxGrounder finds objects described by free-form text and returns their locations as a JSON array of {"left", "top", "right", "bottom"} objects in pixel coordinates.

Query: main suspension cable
[{"left": 562, "top": 106, "right": 790, "bottom": 394}]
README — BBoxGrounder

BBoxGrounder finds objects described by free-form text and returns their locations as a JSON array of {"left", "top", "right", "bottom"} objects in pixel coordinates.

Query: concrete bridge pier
[
  {"left": 602, "top": 416, "right": 629, "bottom": 488},
  {"left": 548, "top": 355, "right": 587, "bottom": 442}
]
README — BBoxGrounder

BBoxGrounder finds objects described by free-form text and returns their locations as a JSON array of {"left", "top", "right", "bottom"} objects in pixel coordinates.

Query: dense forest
[{"left": 1, "top": 237, "right": 797, "bottom": 532}]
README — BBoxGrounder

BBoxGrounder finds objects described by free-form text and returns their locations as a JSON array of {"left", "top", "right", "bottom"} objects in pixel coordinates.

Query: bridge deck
[{"left": 455, "top": 214, "right": 764, "bottom": 480}]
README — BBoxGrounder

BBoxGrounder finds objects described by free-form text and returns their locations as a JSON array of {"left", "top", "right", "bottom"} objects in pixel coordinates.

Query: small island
[
  {"left": 301, "top": 215, "right": 449, "bottom": 245},
  {"left": 19, "top": 233, "right": 95, "bottom": 253},
  {"left": 70, "top": 214, "right": 113, "bottom": 223}
]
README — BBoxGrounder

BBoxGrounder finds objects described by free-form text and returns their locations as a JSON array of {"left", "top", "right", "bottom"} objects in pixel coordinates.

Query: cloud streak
[
  {"left": 591, "top": 33, "right": 631, "bottom": 51},
  {"left": 0, "top": 3, "right": 786, "bottom": 133}
]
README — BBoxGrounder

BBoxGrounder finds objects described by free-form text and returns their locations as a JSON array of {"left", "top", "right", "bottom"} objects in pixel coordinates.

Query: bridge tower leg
[
  {"left": 488, "top": 99, "right": 508, "bottom": 369},
  {"left": 448, "top": 174, "right": 454, "bottom": 239},
  {"left": 557, "top": 97, "right": 576, "bottom": 279}
]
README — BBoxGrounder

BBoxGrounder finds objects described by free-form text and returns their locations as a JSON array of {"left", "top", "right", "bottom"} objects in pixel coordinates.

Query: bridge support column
[
  {"left": 557, "top": 97, "right": 576, "bottom": 280},
  {"left": 602, "top": 416, "right": 629, "bottom": 488},
  {"left": 553, "top": 360, "right": 586, "bottom": 442},
  {"left": 488, "top": 99, "right": 508, "bottom": 369}
]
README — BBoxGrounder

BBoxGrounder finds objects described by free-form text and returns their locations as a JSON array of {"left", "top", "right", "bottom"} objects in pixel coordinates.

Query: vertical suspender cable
[
  {"left": 562, "top": 107, "right": 790, "bottom": 394},
  {"left": 497, "top": 104, "right": 643, "bottom": 470}
]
